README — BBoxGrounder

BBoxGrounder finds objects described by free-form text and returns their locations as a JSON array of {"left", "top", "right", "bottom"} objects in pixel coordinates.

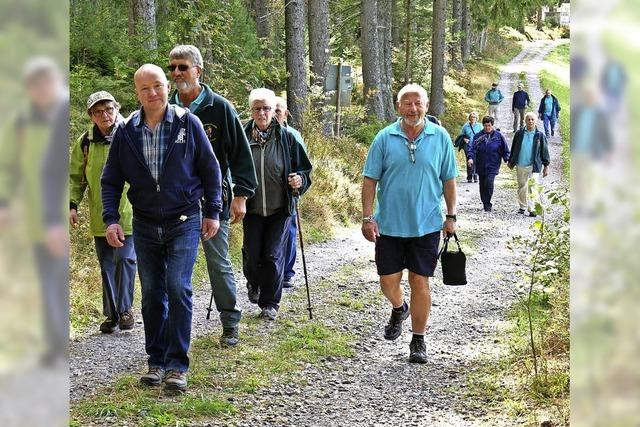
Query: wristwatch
[
  {"left": 362, "top": 215, "right": 375, "bottom": 223},
  {"left": 445, "top": 214, "right": 457, "bottom": 222}
]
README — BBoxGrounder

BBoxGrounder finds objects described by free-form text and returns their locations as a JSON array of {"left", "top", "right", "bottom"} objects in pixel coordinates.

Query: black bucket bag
[{"left": 438, "top": 233, "right": 467, "bottom": 286}]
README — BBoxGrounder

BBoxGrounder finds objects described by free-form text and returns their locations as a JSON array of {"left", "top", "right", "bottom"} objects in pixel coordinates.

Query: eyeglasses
[
  {"left": 91, "top": 106, "right": 115, "bottom": 117},
  {"left": 167, "top": 64, "right": 192, "bottom": 72},
  {"left": 407, "top": 142, "right": 416, "bottom": 164},
  {"left": 252, "top": 106, "right": 272, "bottom": 113}
]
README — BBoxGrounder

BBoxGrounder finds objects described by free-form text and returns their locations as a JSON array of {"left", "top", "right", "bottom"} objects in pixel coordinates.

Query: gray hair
[
  {"left": 249, "top": 88, "right": 277, "bottom": 109},
  {"left": 396, "top": 84, "right": 429, "bottom": 104},
  {"left": 169, "top": 45, "right": 204, "bottom": 68},
  {"left": 524, "top": 111, "right": 537, "bottom": 120},
  {"left": 468, "top": 111, "right": 479, "bottom": 120},
  {"left": 275, "top": 96, "right": 288, "bottom": 110}
]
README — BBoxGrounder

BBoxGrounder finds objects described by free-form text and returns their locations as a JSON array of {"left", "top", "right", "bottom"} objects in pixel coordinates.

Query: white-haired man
[
  {"left": 361, "top": 83, "right": 458, "bottom": 364},
  {"left": 507, "top": 112, "right": 550, "bottom": 217}
]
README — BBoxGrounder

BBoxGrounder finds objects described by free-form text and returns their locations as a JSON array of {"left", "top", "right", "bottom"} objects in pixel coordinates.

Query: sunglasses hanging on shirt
[{"left": 407, "top": 142, "right": 416, "bottom": 164}]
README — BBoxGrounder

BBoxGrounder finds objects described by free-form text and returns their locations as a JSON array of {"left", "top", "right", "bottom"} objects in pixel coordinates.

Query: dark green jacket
[{"left": 169, "top": 84, "right": 257, "bottom": 220}]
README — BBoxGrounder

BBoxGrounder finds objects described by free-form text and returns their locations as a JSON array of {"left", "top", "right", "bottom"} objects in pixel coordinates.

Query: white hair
[
  {"left": 249, "top": 88, "right": 277, "bottom": 109},
  {"left": 396, "top": 84, "right": 429, "bottom": 104},
  {"left": 274, "top": 96, "right": 288, "bottom": 110},
  {"left": 524, "top": 111, "right": 537, "bottom": 120}
]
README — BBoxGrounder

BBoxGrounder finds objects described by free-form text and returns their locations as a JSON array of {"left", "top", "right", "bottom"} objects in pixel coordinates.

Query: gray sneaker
[
  {"left": 259, "top": 306, "right": 277, "bottom": 321},
  {"left": 164, "top": 370, "right": 187, "bottom": 392},
  {"left": 409, "top": 339, "right": 428, "bottom": 364},
  {"left": 220, "top": 326, "right": 239, "bottom": 347},
  {"left": 140, "top": 366, "right": 165, "bottom": 386}
]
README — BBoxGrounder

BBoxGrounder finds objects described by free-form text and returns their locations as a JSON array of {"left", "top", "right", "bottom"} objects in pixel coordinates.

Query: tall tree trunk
[
  {"left": 128, "top": 0, "right": 157, "bottom": 51},
  {"left": 536, "top": 6, "right": 543, "bottom": 30},
  {"left": 461, "top": 0, "right": 471, "bottom": 62},
  {"left": 285, "top": 0, "right": 308, "bottom": 130},
  {"left": 403, "top": 0, "right": 411, "bottom": 85},
  {"left": 450, "top": 0, "right": 463, "bottom": 70},
  {"left": 391, "top": 0, "right": 401, "bottom": 47},
  {"left": 429, "top": 0, "right": 446, "bottom": 116},
  {"left": 308, "top": 0, "right": 332, "bottom": 134},
  {"left": 378, "top": 0, "right": 395, "bottom": 121},
  {"left": 254, "top": 0, "right": 273, "bottom": 57},
  {"left": 361, "top": 0, "right": 385, "bottom": 121}
]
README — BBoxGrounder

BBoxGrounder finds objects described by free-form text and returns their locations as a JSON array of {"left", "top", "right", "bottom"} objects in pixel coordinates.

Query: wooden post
[{"left": 335, "top": 60, "right": 343, "bottom": 137}]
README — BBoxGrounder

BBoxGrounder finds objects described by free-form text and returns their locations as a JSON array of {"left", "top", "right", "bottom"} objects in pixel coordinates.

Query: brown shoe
[
  {"left": 119, "top": 310, "right": 135, "bottom": 330},
  {"left": 164, "top": 370, "right": 187, "bottom": 392},
  {"left": 140, "top": 366, "right": 165, "bottom": 386},
  {"left": 99, "top": 318, "right": 118, "bottom": 334}
]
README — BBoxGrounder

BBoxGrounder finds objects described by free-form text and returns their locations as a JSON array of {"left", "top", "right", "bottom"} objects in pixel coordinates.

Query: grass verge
[{"left": 71, "top": 258, "right": 382, "bottom": 426}]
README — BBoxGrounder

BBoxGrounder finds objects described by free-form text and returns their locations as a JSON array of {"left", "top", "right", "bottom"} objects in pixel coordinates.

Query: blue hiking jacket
[
  {"left": 468, "top": 130, "right": 510, "bottom": 175},
  {"left": 101, "top": 105, "right": 222, "bottom": 225}
]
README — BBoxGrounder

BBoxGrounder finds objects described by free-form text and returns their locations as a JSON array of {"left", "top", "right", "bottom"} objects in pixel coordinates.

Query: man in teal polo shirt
[
  {"left": 361, "top": 84, "right": 458, "bottom": 364},
  {"left": 508, "top": 112, "right": 550, "bottom": 217}
]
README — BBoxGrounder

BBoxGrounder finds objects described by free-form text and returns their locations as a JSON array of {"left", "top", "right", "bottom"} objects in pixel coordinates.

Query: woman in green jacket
[{"left": 69, "top": 91, "right": 136, "bottom": 333}]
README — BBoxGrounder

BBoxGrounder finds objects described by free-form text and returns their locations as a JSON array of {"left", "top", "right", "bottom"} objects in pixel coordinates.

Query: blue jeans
[
  {"left": 542, "top": 114, "right": 556, "bottom": 136},
  {"left": 478, "top": 173, "right": 497, "bottom": 210},
  {"left": 242, "top": 211, "right": 291, "bottom": 310},
  {"left": 133, "top": 214, "right": 201, "bottom": 372},
  {"left": 201, "top": 219, "right": 241, "bottom": 328},
  {"left": 283, "top": 211, "right": 297, "bottom": 282},
  {"left": 94, "top": 236, "right": 136, "bottom": 319}
]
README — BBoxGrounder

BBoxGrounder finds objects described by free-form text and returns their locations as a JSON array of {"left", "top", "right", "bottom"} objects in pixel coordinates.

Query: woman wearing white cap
[{"left": 69, "top": 91, "right": 137, "bottom": 333}]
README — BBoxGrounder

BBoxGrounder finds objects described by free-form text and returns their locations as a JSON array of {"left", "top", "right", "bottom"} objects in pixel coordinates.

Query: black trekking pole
[
  {"left": 293, "top": 189, "right": 313, "bottom": 320},
  {"left": 206, "top": 291, "right": 214, "bottom": 320}
]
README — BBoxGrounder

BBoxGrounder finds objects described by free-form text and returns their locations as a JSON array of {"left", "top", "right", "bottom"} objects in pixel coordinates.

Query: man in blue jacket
[
  {"left": 512, "top": 82, "right": 530, "bottom": 132},
  {"left": 467, "top": 116, "right": 510, "bottom": 212},
  {"left": 167, "top": 45, "right": 257, "bottom": 347},
  {"left": 537, "top": 89, "right": 561, "bottom": 138},
  {"left": 102, "top": 64, "right": 222, "bottom": 393},
  {"left": 508, "top": 112, "right": 549, "bottom": 217}
]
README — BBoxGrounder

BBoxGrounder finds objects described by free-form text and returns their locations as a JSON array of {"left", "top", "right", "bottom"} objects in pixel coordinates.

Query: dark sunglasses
[
  {"left": 407, "top": 142, "right": 416, "bottom": 164},
  {"left": 167, "top": 64, "right": 192, "bottom": 72}
]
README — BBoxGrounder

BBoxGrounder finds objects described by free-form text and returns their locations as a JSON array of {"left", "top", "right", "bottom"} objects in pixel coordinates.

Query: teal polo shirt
[
  {"left": 363, "top": 119, "right": 458, "bottom": 238},
  {"left": 175, "top": 86, "right": 207, "bottom": 114},
  {"left": 543, "top": 96, "right": 554, "bottom": 115},
  {"left": 517, "top": 129, "right": 535, "bottom": 166}
]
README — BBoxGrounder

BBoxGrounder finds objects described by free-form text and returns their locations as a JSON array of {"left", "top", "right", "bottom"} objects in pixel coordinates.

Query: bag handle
[{"left": 438, "top": 233, "right": 462, "bottom": 258}]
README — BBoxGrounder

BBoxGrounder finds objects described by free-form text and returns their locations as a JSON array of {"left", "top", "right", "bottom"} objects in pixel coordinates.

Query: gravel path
[{"left": 70, "top": 39, "right": 567, "bottom": 425}]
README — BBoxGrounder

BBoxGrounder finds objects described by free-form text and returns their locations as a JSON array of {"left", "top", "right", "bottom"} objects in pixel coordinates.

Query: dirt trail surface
[{"left": 70, "top": 39, "right": 567, "bottom": 425}]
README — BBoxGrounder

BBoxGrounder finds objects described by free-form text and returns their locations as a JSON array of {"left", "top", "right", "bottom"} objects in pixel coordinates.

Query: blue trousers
[
  {"left": 542, "top": 114, "right": 556, "bottom": 137},
  {"left": 94, "top": 236, "right": 136, "bottom": 319},
  {"left": 201, "top": 219, "right": 241, "bottom": 328},
  {"left": 242, "top": 211, "right": 291, "bottom": 310},
  {"left": 283, "top": 211, "right": 297, "bottom": 282},
  {"left": 133, "top": 214, "right": 201, "bottom": 373},
  {"left": 478, "top": 173, "right": 497, "bottom": 211}
]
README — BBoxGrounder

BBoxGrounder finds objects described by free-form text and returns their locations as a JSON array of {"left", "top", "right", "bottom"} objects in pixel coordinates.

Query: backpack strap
[{"left": 80, "top": 131, "right": 91, "bottom": 185}]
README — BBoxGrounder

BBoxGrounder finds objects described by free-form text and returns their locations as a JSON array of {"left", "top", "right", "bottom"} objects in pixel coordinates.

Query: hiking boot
[
  {"left": 517, "top": 208, "right": 526, "bottom": 215},
  {"left": 383, "top": 306, "right": 410, "bottom": 340},
  {"left": 409, "top": 339, "right": 428, "bottom": 364},
  {"left": 140, "top": 366, "right": 165, "bottom": 386},
  {"left": 220, "top": 326, "right": 240, "bottom": 347},
  {"left": 282, "top": 279, "right": 294, "bottom": 289},
  {"left": 119, "top": 310, "right": 135, "bottom": 330},
  {"left": 99, "top": 318, "right": 118, "bottom": 334},
  {"left": 164, "top": 370, "right": 187, "bottom": 392},
  {"left": 247, "top": 283, "right": 259, "bottom": 304},
  {"left": 259, "top": 306, "right": 278, "bottom": 321}
]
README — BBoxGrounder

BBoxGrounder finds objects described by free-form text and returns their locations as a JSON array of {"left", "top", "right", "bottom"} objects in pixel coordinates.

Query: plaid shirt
[{"left": 134, "top": 105, "right": 175, "bottom": 183}]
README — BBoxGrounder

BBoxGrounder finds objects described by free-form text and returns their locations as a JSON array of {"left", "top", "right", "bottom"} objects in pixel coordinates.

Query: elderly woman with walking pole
[{"left": 242, "top": 88, "right": 312, "bottom": 321}]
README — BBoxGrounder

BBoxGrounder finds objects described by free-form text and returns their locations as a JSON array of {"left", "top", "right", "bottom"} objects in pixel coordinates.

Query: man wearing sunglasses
[
  {"left": 167, "top": 45, "right": 257, "bottom": 347},
  {"left": 361, "top": 84, "right": 458, "bottom": 364}
]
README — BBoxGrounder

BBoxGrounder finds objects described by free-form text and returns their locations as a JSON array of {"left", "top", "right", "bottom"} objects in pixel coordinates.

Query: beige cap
[{"left": 86, "top": 91, "right": 115, "bottom": 112}]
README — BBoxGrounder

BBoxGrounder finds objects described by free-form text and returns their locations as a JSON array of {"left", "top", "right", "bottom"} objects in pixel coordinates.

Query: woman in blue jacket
[{"left": 467, "top": 116, "right": 510, "bottom": 212}]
